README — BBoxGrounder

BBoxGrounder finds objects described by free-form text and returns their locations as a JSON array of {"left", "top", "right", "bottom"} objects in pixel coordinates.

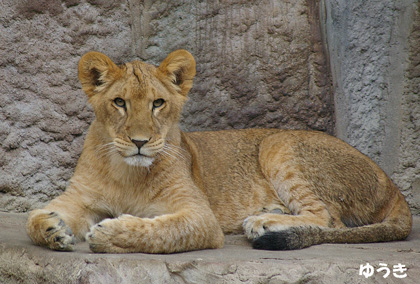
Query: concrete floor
[{"left": 1, "top": 212, "right": 419, "bottom": 283}]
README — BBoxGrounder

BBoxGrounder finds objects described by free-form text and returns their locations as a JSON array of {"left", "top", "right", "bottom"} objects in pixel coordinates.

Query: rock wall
[
  {"left": 394, "top": 2, "right": 420, "bottom": 214},
  {"left": 1, "top": 0, "right": 419, "bottom": 213},
  {"left": 130, "top": 0, "right": 334, "bottom": 132},
  {"left": 0, "top": 0, "right": 334, "bottom": 212},
  {"left": 0, "top": 0, "right": 134, "bottom": 211},
  {"left": 322, "top": 0, "right": 420, "bottom": 213}
]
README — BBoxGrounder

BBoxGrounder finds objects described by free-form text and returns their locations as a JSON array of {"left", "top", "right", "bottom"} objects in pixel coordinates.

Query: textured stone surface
[
  {"left": 130, "top": 0, "right": 334, "bottom": 132},
  {"left": 1, "top": 213, "right": 420, "bottom": 283},
  {"left": 322, "top": 0, "right": 420, "bottom": 211},
  {"left": 0, "top": 0, "right": 134, "bottom": 212},
  {"left": 393, "top": 2, "right": 420, "bottom": 215},
  {"left": 1, "top": 0, "right": 334, "bottom": 212}
]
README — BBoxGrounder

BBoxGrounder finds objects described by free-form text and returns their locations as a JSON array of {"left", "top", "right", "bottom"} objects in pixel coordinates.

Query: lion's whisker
[{"left": 162, "top": 144, "right": 186, "bottom": 161}]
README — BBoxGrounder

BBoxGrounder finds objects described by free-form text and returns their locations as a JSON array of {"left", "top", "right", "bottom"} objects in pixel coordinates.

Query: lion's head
[{"left": 78, "top": 50, "right": 196, "bottom": 167}]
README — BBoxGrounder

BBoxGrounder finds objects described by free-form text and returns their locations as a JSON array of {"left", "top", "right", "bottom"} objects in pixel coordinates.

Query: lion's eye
[
  {"left": 153, "top": 99, "right": 165, "bottom": 109},
  {"left": 114, "top": 98, "right": 126, "bottom": 108}
]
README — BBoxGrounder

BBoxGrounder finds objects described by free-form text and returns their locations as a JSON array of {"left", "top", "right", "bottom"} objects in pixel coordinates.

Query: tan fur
[{"left": 26, "top": 50, "right": 412, "bottom": 253}]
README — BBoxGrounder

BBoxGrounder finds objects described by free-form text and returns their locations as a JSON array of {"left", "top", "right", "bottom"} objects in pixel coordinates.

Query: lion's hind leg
[
  {"left": 248, "top": 131, "right": 412, "bottom": 250},
  {"left": 244, "top": 132, "right": 339, "bottom": 250},
  {"left": 244, "top": 161, "right": 335, "bottom": 250},
  {"left": 242, "top": 182, "right": 334, "bottom": 250}
]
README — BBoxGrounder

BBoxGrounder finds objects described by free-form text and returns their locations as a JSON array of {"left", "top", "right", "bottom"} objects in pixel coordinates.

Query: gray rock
[
  {"left": 0, "top": 0, "right": 133, "bottom": 211},
  {"left": 322, "top": 0, "right": 420, "bottom": 212}
]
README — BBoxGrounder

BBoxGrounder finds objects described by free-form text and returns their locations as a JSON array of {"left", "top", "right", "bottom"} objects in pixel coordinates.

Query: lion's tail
[{"left": 252, "top": 192, "right": 412, "bottom": 250}]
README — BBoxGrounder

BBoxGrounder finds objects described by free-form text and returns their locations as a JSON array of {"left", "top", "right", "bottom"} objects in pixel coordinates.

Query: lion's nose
[{"left": 131, "top": 139, "right": 148, "bottom": 149}]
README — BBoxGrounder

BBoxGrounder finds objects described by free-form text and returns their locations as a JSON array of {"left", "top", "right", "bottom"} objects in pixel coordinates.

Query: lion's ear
[
  {"left": 78, "top": 51, "right": 123, "bottom": 97},
  {"left": 158, "top": 49, "right": 196, "bottom": 96}
]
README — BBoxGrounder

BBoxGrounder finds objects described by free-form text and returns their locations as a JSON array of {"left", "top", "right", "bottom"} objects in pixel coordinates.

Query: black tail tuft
[
  {"left": 252, "top": 231, "right": 296, "bottom": 250},
  {"left": 252, "top": 226, "right": 320, "bottom": 250}
]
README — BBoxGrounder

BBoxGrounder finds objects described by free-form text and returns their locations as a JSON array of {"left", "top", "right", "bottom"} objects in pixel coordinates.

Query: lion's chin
[{"left": 124, "top": 155, "right": 154, "bottom": 168}]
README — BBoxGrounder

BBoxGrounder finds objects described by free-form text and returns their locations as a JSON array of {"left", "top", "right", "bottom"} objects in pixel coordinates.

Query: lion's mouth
[{"left": 124, "top": 154, "right": 154, "bottom": 168}]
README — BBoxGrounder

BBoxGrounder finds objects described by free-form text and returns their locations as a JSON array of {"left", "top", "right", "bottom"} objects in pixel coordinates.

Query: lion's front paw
[
  {"left": 85, "top": 219, "right": 114, "bottom": 253},
  {"left": 86, "top": 215, "right": 135, "bottom": 253},
  {"left": 27, "top": 210, "right": 75, "bottom": 251}
]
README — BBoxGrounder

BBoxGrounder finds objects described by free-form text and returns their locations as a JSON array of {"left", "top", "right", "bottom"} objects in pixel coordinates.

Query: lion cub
[{"left": 27, "top": 50, "right": 412, "bottom": 253}]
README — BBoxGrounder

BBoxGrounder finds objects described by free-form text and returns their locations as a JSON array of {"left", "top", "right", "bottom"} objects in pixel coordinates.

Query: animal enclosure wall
[{"left": 1, "top": 0, "right": 419, "bottom": 213}]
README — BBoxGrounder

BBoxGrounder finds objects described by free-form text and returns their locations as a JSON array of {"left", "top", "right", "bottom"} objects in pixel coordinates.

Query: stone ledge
[{"left": 1, "top": 212, "right": 419, "bottom": 283}]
